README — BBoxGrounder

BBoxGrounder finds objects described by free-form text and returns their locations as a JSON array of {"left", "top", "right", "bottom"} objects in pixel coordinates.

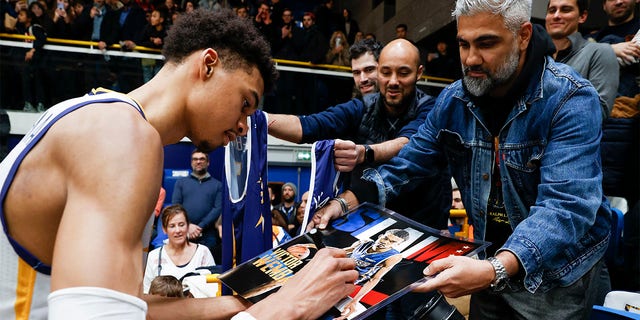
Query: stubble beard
[{"left": 462, "top": 43, "right": 520, "bottom": 97}]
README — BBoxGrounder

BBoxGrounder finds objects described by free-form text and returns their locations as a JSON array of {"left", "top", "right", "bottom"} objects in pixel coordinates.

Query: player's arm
[
  {"left": 144, "top": 295, "right": 251, "bottom": 320},
  {"left": 266, "top": 113, "right": 303, "bottom": 143}
]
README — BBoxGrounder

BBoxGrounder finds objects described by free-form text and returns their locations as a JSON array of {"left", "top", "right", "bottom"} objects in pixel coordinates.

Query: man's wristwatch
[
  {"left": 487, "top": 257, "right": 508, "bottom": 291},
  {"left": 363, "top": 144, "right": 375, "bottom": 164}
]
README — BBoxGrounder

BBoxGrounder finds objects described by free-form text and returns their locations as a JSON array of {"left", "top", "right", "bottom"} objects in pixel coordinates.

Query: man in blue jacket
[
  {"left": 311, "top": 0, "right": 612, "bottom": 318},
  {"left": 172, "top": 149, "right": 222, "bottom": 258},
  {"left": 267, "top": 38, "right": 451, "bottom": 232}
]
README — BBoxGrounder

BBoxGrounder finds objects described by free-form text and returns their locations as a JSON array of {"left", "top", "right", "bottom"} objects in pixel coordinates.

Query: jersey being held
[
  {"left": 300, "top": 140, "right": 341, "bottom": 236},
  {"left": 0, "top": 89, "right": 145, "bottom": 320},
  {"left": 221, "top": 110, "right": 272, "bottom": 274}
]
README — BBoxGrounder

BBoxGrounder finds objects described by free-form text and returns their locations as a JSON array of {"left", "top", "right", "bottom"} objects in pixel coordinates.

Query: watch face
[{"left": 365, "top": 145, "right": 374, "bottom": 163}]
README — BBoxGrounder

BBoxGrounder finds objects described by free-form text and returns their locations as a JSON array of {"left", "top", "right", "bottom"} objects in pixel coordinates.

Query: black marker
[{"left": 309, "top": 228, "right": 325, "bottom": 249}]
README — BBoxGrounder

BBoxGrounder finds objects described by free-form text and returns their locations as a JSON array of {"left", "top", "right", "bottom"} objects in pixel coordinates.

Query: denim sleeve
[
  {"left": 299, "top": 99, "right": 365, "bottom": 143},
  {"left": 362, "top": 104, "right": 445, "bottom": 205},
  {"left": 502, "top": 84, "right": 605, "bottom": 292},
  {"left": 397, "top": 96, "right": 434, "bottom": 139}
]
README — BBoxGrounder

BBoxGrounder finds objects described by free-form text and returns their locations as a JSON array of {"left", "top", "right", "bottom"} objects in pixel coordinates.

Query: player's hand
[
  {"left": 333, "top": 139, "right": 358, "bottom": 172},
  {"left": 306, "top": 199, "right": 343, "bottom": 231},
  {"left": 253, "top": 248, "right": 357, "bottom": 320},
  {"left": 413, "top": 256, "right": 494, "bottom": 298}
]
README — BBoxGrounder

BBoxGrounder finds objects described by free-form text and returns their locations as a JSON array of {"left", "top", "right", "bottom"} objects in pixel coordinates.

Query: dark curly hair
[
  {"left": 163, "top": 9, "right": 278, "bottom": 93},
  {"left": 349, "top": 38, "right": 382, "bottom": 61}
]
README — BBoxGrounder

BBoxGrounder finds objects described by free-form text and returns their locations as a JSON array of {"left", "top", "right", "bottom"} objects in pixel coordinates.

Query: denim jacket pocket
[{"left": 502, "top": 143, "right": 544, "bottom": 208}]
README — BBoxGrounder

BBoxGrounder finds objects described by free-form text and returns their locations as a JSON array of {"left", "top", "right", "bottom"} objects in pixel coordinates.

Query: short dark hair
[
  {"left": 349, "top": 38, "right": 383, "bottom": 61},
  {"left": 162, "top": 9, "right": 278, "bottom": 93},
  {"left": 191, "top": 149, "right": 209, "bottom": 161},
  {"left": 386, "top": 229, "right": 410, "bottom": 241},
  {"left": 396, "top": 23, "right": 408, "bottom": 30},
  {"left": 576, "top": 0, "right": 588, "bottom": 13},
  {"left": 548, "top": 0, "right": 588, "bottom": 13}
]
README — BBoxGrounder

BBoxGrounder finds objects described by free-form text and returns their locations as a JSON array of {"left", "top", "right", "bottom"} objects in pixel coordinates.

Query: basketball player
[{"left": 0, "top": 9, "right": 357, "bottom": 320}]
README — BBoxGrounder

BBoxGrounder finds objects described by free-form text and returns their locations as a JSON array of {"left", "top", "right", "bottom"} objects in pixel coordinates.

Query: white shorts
[{"left": 48, "top": 287, "right": 147, "bottom": 319}]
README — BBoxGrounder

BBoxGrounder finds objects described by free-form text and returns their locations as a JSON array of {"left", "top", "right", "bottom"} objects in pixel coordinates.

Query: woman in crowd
[
  {"left": 325, "top": 30, "right": 350, "bottom": 66},
  {"left": 143, "top": 204, "right": 215, "bottom": 294}
]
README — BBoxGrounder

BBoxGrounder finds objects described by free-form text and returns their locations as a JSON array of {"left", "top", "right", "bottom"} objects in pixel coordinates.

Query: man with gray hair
[{"left": 310, "top": 0, "right": 611, "bottom": 318}]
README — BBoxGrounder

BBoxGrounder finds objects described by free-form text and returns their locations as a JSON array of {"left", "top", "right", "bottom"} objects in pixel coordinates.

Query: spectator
[
  {"left": 273, "top": 7, "right": 298, "bottom": 59},
  {"left": 314, "top": 0, "right": 339, "bottom": 39},
  {"left": 311, "top": 0, "right": 611, "bottom": 318},
  {"left": 171, "top": 149, "right": 222, "bottom": 260},
  {"left": 294, "top": 11, "right": 329, "bottom": 113},
  {"left": 353, "top": 30, "right": 364, "bottom": 44},
  {"left": 143, "top": 204, "right": 215, "bottom": 294},
  {"left": 197, "top": 0, "right": 219, "bottom": 11},
  {"left": 99, "top": 0, "right": 147, "bottom": 92},
  {"left": 149, "top": 275, "right": 185, "bottom": 298},
  {"left": 235, "top": 5, "right": 249, "bottom": 19},
  {"left": 267, "top": 38, "right": 451, "bottom": 248},
  {"left": 546, "top": 0, "right": 618, "bottom": 119},
  {"left": 269, "top": 0, "right": 282, "bottom": 27},
  {"left": 138, "top": 6, "right": 167, "bottom": 82},
  {"left": 425, "top": 41, "right": 461, "bottom": 80},
  {"left": 325, "top": 30, "right": 350, "bottom": 66},
  {"left": 294, "top": 190, "right": 309, "bottom": 235},
  {"left": 268, "top": 39, "right": 452, "bottom": 317},
  {"left": 50, "top": 0, "right": 74, "bottom": 38},
  {"left": 253, "top": 1, "right": 277, "bottom": 50},
  {"left": 349, "top": 38, "right": 382, "bottom": 98},
  {"left": 364, "top": 32, "right": 376, "bottom": 40},
  {"left": 589, "top": 0, "right": 640, "bottom": 98},
  {"left": 29, "top": 1, "right": 52, "bottom": 32},
  {"left": 272, "top": 182, "right": 299, "bottom": 232},
  {"left": 340, "top": 8, "right": 359, "bottom": 45},
  {"left": 183, "top": 1, "right": 195, "bottom": 13},
  {"left": 15, "top": 7, "right": 47, "bottom": 112},
  {"left": 395, "top": 23, "right": 407, "bottom": 39}
]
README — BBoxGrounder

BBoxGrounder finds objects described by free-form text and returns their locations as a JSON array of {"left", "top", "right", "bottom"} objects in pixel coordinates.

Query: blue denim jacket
[{"left": 363, "top": 57, "right": 611, "bottom": 293}]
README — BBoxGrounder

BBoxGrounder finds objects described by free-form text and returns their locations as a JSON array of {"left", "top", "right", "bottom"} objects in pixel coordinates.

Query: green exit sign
[{"left": 296, "top": 150, "right": 311, "bottom": 161}]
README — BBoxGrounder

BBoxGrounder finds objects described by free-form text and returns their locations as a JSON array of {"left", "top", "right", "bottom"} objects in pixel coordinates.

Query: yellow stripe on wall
[{"left": 14, "top": 258, "right": 36, "bottom": 320}]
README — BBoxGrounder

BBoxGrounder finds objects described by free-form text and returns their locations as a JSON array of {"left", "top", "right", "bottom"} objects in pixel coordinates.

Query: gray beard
[{"left": 462, "top": 45, "right": 520, "bottom": 97}]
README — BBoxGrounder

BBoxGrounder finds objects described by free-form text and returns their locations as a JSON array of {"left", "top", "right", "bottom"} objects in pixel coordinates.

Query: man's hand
[
  {"left": 247, "top": 248, "right": 358, "bottom": 320},
  {"left": 612, "top": 41, "right": 640, "bottom": 65},
  {"left": 188, "top": 223, "right": 202, "bottom": 239},
  {"left": 306, "top": 199, "right": 343, "bottom": 231},
  {"left": 333, "top": 139, "right": 358, "bottom": 172},
  {"left": 414, "top": 256, "right": 495, "bottom": 298}
]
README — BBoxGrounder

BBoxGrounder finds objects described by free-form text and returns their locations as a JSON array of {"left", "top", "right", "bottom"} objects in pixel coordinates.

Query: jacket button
[{"left": 482, "top": 173, "right": 489, "bottom": 180}]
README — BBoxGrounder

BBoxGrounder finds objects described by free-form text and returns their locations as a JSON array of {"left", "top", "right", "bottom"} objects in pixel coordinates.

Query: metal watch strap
[{"left": 487, "top": 257, "right": 508, "bottom": 291}]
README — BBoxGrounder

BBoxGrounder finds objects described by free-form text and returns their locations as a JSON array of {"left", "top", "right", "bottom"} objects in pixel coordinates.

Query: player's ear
[{"left": 202, "top": 48, "right": 219, "bottom": 78}]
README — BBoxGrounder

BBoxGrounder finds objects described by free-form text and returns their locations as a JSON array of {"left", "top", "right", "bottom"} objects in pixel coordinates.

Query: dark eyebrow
[
  {"left": 457, "top": 34, "right": 501, "bottom": 44},
  {"left": 251, "top": 90, "right": 260, "bottom": 109}
]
